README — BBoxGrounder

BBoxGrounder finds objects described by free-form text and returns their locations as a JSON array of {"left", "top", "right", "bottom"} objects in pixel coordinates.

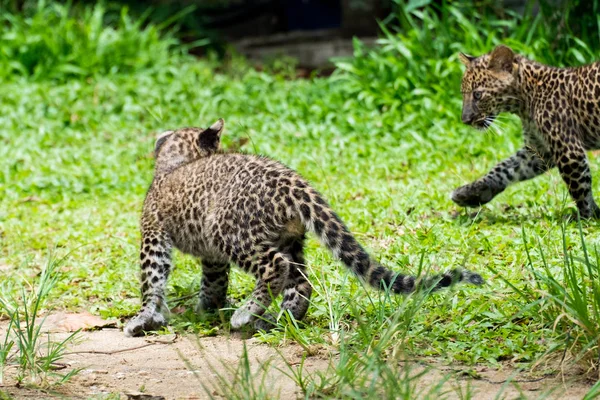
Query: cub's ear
[
  {"left": 197, "top": 118, "right": 224, "bottom": 154},
  {"left": 488, "top": 45, "right": 514, "bottom": 73},
  {"left": 459, "top": 52, "right": 475, "bottom": 66},
  {"left": 154, "top": 130, "right": 174, "bottom": 156}
]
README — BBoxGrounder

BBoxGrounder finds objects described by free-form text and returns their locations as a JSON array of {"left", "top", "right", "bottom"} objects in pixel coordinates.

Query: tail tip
[{"left": 460, "top": 269, "right": 485, "bottom": 286}]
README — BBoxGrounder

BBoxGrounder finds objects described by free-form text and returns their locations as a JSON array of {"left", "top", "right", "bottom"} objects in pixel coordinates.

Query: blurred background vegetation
[{"left": 0, "top": 0, "right": 598, "bottom": 82}]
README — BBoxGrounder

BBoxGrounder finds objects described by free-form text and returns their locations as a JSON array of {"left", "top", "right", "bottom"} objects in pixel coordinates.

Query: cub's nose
[{"left": 461, "top": 111, "right": 475, "bottom": 124}]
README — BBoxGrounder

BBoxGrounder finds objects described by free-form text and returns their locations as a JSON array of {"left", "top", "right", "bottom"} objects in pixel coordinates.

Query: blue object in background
[{"left": 284, "top": 0, "right": 342, "bottom": 31}]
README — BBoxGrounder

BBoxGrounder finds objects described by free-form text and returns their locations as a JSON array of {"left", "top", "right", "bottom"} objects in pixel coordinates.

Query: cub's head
[
  {"left": 459, "top": 45, "right": 521, "bottom": 130},
  {"left": 153, "top": 118, "right": 224, "bottom": 175}
]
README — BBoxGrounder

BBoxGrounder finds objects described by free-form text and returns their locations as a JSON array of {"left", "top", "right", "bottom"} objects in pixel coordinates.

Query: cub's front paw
[
  {"left": 124, "top": 312, "right": 167, "bottom": 337},
  {"left": 451, "top": 181, "right": 495, "bottom": 207}
]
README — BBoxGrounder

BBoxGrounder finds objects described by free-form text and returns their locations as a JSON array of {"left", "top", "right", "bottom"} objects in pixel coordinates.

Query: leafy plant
[
  {"left": 0, "top": 1, "right": 194, "bottom": 81},
  {"left": 0, "top": 255, "right": 80, "bottom": 386},
  {"left": 494, "top": 223, "right": 600, "bottom": 378},
  {"left": 182, "top": 342, "right": 277, "bottom": 400},
  {"left": 0, "top": 319, "right": 14, "bottom": 386}
]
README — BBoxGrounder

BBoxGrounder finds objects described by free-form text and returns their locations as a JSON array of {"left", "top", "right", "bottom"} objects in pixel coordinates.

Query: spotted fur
[
  {"left": 124, "top": 119, "right": 484, "bottom": 336},
  {"left": 452, "top": 45, "right": 600, "bottom": 218}
]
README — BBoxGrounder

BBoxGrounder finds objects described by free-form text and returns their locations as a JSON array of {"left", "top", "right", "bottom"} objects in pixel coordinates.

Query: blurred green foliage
[{"left": 0, "top": 1, "right": 191, "bottom": 80}]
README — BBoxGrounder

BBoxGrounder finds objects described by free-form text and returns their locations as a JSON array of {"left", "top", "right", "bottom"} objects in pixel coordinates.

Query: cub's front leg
[
  {"left": 452, "top": 147, "right": 553, "bottom": 208},
  {"left": 124, "top": 231, "right": 173, "bottom": 337}
]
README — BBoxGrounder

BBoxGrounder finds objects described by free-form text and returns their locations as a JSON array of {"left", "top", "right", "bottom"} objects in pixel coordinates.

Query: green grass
[{"left": 2, "top": 0, "right": 600, "bottom": 396}]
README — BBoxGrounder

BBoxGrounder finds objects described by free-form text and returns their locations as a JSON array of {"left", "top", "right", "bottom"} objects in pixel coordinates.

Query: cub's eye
[{"left": 473, "top": 91, "right": 482, "bottom": 100}]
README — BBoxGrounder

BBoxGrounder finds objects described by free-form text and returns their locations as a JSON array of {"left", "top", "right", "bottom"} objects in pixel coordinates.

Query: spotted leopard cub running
[
  {"left": 453, "top": 45, "right": 600, "bottom": 218},
  {"left": 124, "top": 119, "right": 483, "bottom": 336}
]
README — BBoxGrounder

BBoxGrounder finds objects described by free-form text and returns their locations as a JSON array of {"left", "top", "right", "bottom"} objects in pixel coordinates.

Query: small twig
[
  {"left": 479, "top": 376, "right": 549, "bottom": 385},
  {"left": 49, "top": 362, "right": 69, "bottom": 370},
  {"left": 63, "top": 342, "right": 157, "bottom": 356},
  {"left": 170, "top": 291, "right": 200, "bottom": 303},
  {"left": 434, "top": 362, "right": 555, "bottom": 385}
]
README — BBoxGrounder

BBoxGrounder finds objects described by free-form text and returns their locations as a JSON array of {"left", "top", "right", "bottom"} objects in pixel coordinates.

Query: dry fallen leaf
[
  {"left": 169, "top": 305, "right": 186, "bottom": 314},
  {"left": 145, "top": 333, "right": 177, "bottom": 344},
  {"left": 19, "top": 196, "right": 43, "bottom": 203},
  {"left": 227, "top": 137, "right": 249, "bottom": 152},
  {"left": 42, "top": 311, "right": 116, "bottom": 332}
]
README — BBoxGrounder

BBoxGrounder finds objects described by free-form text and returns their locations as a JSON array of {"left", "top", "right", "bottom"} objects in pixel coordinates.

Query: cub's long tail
[{"left": 291, "top": 183, "right": 484, "bottom": 293}]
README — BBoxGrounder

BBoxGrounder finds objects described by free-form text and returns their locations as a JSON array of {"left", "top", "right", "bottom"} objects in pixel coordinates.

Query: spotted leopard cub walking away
[
  {"left": 452, "top": 45, "right": 600, "bottom": 218},
  {"left": 124, "top": 119, "right": 483, "bottom": 336}
]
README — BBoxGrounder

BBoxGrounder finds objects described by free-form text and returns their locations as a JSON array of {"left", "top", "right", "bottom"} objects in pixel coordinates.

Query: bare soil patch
[{"left": 0, "top": 319, "right": 596, "bottom": 399}]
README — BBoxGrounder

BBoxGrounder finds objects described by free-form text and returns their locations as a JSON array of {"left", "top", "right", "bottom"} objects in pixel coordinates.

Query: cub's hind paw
[
  {"left": 195, "top": 297, "right": 235, "bottom": 314},
  {"left": 230, "top": 308, "right": 254, "bottom": 329},
  {"left": 253, "top": 313, "right": 277, "bottom": 332},
  {"left": 124, "top": 312, "right": 167, "bottom": 337}
]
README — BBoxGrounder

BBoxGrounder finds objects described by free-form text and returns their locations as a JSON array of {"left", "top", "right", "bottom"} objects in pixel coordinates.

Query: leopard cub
[
  {"left": 124, "top": 119, "right": 483, "bottom": 336},
  {"left": 453, "top": 45, "right": 600, "bottom": 218}
]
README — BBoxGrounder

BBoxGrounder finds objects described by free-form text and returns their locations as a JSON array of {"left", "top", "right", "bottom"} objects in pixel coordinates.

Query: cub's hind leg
[
  {"left": 552, "top": 139, "right": 599, "bottom": 218},
  {"left": 252, "top": 236, "right": 313, "bottom": 332},
  {"left": 230, "top": 248, "right": 290, "bottom": 329},
  {"left": 536, "top": 106, "right": 600, "bottom": 218},
  {"left": 125, "top": 231, "right": 173, "bottom": 337},
  {"left": 196, "top": 261, "right": 231, "bottom": 313},
  {"left": 279, "top": 236, "right": 312, "bottom": 322}
]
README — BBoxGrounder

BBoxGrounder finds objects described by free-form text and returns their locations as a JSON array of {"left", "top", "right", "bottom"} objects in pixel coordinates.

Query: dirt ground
[{"left": 0, "top": 315, "right": 597, "bottom": 400}]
